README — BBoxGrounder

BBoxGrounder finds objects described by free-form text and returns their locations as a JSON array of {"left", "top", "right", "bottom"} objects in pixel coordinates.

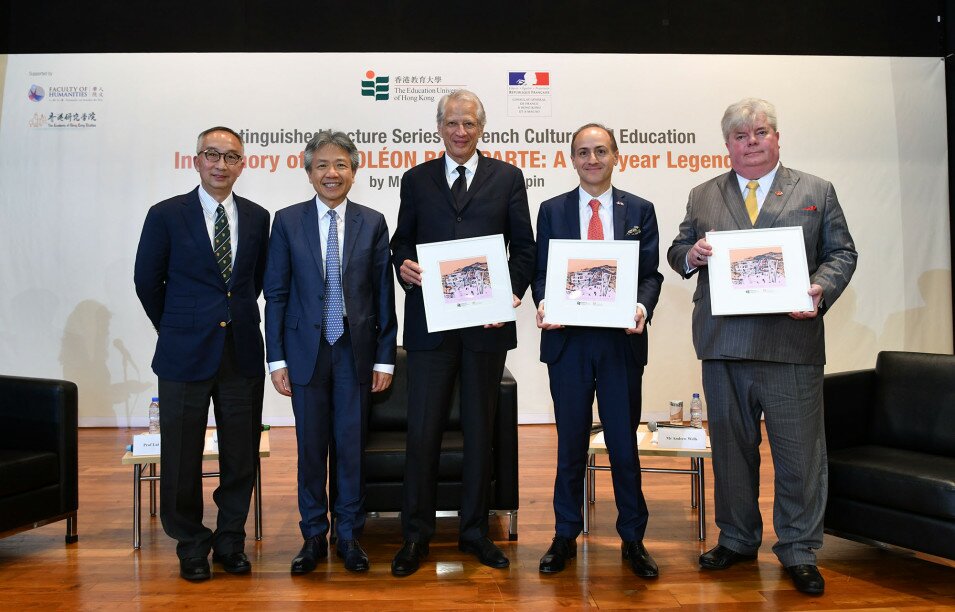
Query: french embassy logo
[
  {"left": 361, "top": 70, "right": 389, "bottom": 100},
  {"left": 28, "top": 84, "right": 45, "bottom": 102},
  {"left": 508, "top": 72, "right": 549, "bottom": 86}
]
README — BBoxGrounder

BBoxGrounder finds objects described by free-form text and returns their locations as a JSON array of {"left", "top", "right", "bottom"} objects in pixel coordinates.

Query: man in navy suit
[
  {"left": 533, "top": 124, "right": 663, "bottom": 577},
  {"left": 390, "top": 90, "right": 535, "bottom": 576},
  {"left": 134, "top": 126, "right": 270, "bottom": 581},
  {"left": 264, "top": 131, "right": 397, "bottom": 574}
]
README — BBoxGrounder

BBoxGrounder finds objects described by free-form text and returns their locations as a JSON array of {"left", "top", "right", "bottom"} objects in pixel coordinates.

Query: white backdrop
[{"left": 0, "top": 53, "right": 950, "bottom": 426}]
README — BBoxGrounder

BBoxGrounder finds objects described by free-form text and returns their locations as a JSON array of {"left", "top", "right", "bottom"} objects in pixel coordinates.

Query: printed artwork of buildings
[
  {"left": 566, "top": 263, "right": 617, "bottom": 299},
  {"left": 442, "top": 261, "right": 492, "bottom": 302},
  {"left": 730, "top": 250, "right": 786, "bottom": 287}
]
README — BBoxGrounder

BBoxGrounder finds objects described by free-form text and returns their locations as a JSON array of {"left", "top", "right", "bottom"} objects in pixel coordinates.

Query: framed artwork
[
  {"left": 417, "top": 234, "right": 515, "bottom": 332},
  {"left": 706, "top": 227, "right": 813, "bottom": 315},
  {"left": 542, "top": 239, "right": 640, "bottom": 328}
]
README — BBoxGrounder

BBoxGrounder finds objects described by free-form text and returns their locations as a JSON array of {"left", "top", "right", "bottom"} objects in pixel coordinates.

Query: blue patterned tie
[{"left": 323, "top": 209, "right": 344, "bottom": 344}]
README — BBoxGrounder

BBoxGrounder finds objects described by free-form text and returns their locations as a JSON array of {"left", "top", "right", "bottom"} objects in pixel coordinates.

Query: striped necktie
[{"left": 213, "top": 204, "right": 232, "bottom": 284}]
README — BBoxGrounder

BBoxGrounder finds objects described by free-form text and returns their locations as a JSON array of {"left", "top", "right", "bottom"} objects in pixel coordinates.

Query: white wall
[{"left": 0, "top": 53, "right": 949, "bottom": 426}]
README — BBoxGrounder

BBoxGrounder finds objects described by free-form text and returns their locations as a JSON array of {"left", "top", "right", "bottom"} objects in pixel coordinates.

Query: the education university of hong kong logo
[
  {"left": 361, "top": 70, "right": 389, "bottom": 100},
  {"left": 28, "top": 84, "right": 46, "bottom": 102}
]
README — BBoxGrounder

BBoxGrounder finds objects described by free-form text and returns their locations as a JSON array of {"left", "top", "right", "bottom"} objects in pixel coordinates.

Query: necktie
[
  {"left": 745, "top": 180, "right": 760, "bottom": 224},
  {"left": 587, "top": 199, "right": 604, "bottom": 240},
  {"left": 451, "top": 165, "right": 467, "bottom": 208},
  {"left": 213, "top": 204, "right": 232, "bottom": 284},
  {"left": 323, "top": 210, "right": 344, "bottom": 344}
]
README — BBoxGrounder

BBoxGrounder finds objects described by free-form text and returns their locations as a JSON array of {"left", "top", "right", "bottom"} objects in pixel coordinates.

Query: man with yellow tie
[{"left": 667, "top": 98, "right": 857, "bottom": 595}]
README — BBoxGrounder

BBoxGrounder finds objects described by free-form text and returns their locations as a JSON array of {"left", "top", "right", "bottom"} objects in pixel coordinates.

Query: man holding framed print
[
  {"left": 389, "top": 89, "right": 536, "bottom": 576},
  {"left": 667, "top": 98, "right": 857, "bottom": 595},
  {"left": 532, "top": 123, "right": 664, "bottom": 577}
]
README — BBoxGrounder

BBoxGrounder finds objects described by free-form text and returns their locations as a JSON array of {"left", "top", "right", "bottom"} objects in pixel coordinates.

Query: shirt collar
[
  {"left": 735, "top": 162, "right": 781, "bottom": 194},
  {"left": 445, "top": 150, "right": 480, "bottom": 179},
  {"left": 315, "top": 196, "right": 348, "bottom": 219},
  {"left": 197, "top": 185, "right": 234, "bottom": 217},
  {"left": 578, "top": 186, "right": 613, "bottom": 211}
]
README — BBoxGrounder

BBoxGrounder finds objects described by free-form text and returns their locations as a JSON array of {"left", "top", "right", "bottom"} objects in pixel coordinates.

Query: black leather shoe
[
  {"left": 459, "top": 536, "right": 509, "bottom": 569},
  {"left": 336, "top": 539, "right": 370, "bottom": 572},
  {"left": 179, "top": 557, "right": 211, "bottom": 581},
  {"left": 391, "top": 540, "right": 429, "bottom": 577},
  {"left": 699, "top": 544, "right": 758, "bottom": 570},
  {"left": 291, "top": 536, "right": 328, "bottom": 574},
  {"left": 539, "top": 536, "right": 576, "bottom": 574},
  {"left": 212, "top": 551, "right": 251, "bottom": 574},
  {"left": 786, "top": 564, "right": 825, "bottom": 595},
  {"left": 622, "top": 541, "right": 659, "bottom": 578}
]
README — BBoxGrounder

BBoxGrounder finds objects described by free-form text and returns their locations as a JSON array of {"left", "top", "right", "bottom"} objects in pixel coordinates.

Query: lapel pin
[{"left": 774, "top": 190, "right": 783, "bottom": 196}]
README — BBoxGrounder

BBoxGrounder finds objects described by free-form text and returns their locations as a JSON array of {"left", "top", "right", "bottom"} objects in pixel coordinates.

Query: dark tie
[
  {"left": 451, "top": 165, "right": 467, "bottom": 208},
  {"left": 213, "top": 204, "right": 232, "bottom": 284},
  {"left": 323, "top": 209, "right": 344, "bottom": 344}
]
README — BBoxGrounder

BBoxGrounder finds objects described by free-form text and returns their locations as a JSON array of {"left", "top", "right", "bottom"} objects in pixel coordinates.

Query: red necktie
[{"left": 587, "top": 199, "right": 604, "bottom": 240}]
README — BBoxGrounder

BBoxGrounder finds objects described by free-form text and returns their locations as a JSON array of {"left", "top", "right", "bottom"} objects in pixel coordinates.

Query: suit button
[
  {"left": 456, "top": 217, "right": 462, "bottom": 222},
  {"left": 219, "top": 321, "right": 227, "bottom": 328},
  {"left": 227, "top": 291, "right": 232, "bottom": 298}
]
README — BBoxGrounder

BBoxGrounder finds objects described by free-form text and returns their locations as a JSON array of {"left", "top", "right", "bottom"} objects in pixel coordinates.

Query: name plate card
[
  {"left": 656, "top": 427, "right": 708, "bottom": 450},
  {"left": 204, "top": 430, "right": 219, "bottom": 454},
  {"left": 132, "top": 433, "right": 161, "bottom": 456}
]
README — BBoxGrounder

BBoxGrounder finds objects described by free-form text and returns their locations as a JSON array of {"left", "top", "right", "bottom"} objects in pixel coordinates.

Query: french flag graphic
[{"left": 508, "top": 72, "right": 550, "bottom": 86}]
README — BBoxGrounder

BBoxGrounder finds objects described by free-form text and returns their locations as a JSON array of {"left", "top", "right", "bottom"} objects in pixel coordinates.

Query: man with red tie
[{"left": 533, "top": 123, "right": 663, "bottom": 577}]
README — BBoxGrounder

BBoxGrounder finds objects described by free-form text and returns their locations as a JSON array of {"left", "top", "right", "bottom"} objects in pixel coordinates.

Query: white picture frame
[
  {"left": 542, "top": 239, "right": 640, "bottom": 328},
  {"left": 707, "top": 227, "right": 813, "bottom": 315},
  {"left": 417, "top": 234, "right": 515, "bottom": 332}
]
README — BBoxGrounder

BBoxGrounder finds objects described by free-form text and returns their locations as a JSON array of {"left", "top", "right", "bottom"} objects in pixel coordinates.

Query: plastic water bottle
[
  {"left": 148, "top": 397, "right": 160, "bottom": 433},
  {"left": 690, "top": 393, "right": 703, "bottom": 428}
]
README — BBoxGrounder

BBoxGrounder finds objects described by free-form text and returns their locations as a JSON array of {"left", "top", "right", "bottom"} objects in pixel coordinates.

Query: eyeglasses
[{"left": 199, "top": 149, "right": 243, "bottom": 166}]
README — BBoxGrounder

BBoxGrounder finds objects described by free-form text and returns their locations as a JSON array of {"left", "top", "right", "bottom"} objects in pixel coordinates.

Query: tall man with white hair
[
  {"left": 390, "top": 89, "right": 535, "bottom": 576},
  {"left": 667, "top": 98, "right": 857, "bottom": 595}
]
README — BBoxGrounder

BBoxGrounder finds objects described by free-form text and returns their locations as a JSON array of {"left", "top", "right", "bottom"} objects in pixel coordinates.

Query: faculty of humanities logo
[
  {"left": 361, "top": 70, "right": 389, "bottom": 100},
  {"left": 28, "top": 84, "right": 45, "bottom": 102}
]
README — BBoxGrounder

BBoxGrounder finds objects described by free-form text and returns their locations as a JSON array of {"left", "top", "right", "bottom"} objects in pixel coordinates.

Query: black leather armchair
[
  {"left": 823, "top": 351, "right": 955, "bottom": 560},
  {"left": 0, "top": 375, "right": 78, "bottom": 542},
  {"left": 332, "top": 347, "right": 519, "bottom": 540}
]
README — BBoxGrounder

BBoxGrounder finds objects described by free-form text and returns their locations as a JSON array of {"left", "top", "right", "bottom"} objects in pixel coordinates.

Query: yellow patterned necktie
[{"left": 745, "top": 180, "right": 760, "bottom": 224}]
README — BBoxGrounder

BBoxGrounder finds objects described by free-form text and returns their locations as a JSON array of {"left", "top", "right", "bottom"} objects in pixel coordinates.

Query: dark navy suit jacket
[
  {"left": 390, "top": 153, "right": 536, "bottom": 352},
  {"left": 263, "top": 198, "right": 397, "bottom": 385},
  {"left": 134, "top": 187, "right": 270, "bottom": 382},
  {"left": 532, "top": 187, "right": 664, "bottom": 365}
]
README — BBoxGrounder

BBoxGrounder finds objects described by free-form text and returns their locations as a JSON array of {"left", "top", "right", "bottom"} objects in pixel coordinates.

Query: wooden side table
[{"left": 121, "top": 429, "right": 271, "bottom": 549}]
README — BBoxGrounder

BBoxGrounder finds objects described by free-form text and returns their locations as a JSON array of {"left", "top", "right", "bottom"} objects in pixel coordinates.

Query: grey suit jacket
[{"left": 667, "top": 165, "right": 857, "bottom": 365}]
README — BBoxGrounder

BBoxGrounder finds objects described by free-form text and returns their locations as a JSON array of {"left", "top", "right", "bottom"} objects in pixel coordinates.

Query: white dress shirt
[
  {"left": 197, "top": 186, "right": 238, "bottom": 256},
  {"left": 268, "top": 197, "right": 393, "bottom": 375},
  {"left": 444, "top": 151, "right": 479, "bottom": 190}
]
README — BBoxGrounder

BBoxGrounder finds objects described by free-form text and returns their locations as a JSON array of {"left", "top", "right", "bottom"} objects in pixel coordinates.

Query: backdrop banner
[{"left": 0, "top": 53, "right": 949, "bottom": 425}]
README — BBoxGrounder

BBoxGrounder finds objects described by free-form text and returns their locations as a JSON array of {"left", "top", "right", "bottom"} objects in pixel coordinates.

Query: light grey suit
[{"left": 668, "top": 164, "right": 857, "bottom": 565}]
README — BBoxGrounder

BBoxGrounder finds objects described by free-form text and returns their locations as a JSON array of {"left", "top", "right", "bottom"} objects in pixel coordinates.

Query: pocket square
[
  {"left": 626, "top": 226, "right": 642, "bottom": 236},
  {"left": 803, "top": 205, "right": 818, "bottom": 211}
]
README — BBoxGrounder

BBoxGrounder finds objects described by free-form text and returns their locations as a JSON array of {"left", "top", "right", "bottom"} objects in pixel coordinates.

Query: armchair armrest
[
  {"left": 0, "top": 375, "right": 79, "bottom": 513},
  {"left": 491, "top": 366, "right": 519, "bottom": 510},
  {"left": 823, "top": 368, "right": 876, "bottom": 451}
]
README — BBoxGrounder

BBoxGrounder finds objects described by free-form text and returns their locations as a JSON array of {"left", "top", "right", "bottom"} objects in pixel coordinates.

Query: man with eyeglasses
[
  {"left": 533, "top": 123, "right": 663, "bottom": 577},
  {"left": 134, "top": 126, "right": 270, "bottom": 582},
  {"left": 390, "top": 90, "right": 535, "bottom": 576}
]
